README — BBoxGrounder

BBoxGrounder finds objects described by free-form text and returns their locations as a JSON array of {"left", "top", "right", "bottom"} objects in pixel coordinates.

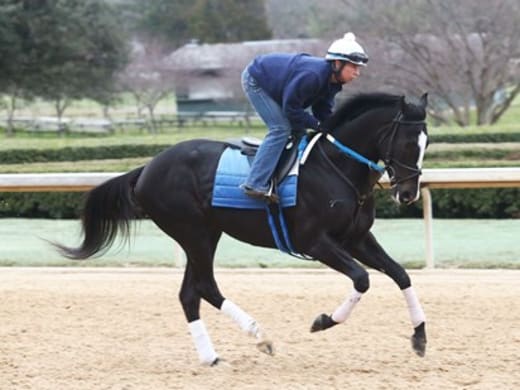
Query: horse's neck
[
  {"left": 336, "top": 110, "right": 391, "bottom": 162},
  {"left": 326, "top": 109, "right": 392, "bottom": 188}
]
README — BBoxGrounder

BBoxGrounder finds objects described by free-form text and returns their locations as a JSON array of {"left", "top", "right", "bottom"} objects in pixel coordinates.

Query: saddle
[
  {"left": 224, "top": 135, "right": 300, "bottom": 188},
  {"left": 218, "top": 135, "right": 311, "bottom": 259}
]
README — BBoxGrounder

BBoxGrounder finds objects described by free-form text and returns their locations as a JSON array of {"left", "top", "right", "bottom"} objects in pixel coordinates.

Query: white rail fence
[{"left": 1, "top": 168, "right": 520, "bottom": 268}]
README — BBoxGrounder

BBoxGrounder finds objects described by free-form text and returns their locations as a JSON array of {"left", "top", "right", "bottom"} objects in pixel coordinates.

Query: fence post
[{"left": 421, "top": 186, "right": 435, "bottom": 268}]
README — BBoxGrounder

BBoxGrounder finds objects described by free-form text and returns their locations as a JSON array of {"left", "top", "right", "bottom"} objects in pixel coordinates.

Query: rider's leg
[{"left": 241, "top": 68, "right": 291, "bottom": 195}]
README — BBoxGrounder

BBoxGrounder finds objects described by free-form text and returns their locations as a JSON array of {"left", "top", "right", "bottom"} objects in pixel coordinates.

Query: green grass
[
  {"left": 2, "top": 93, "right": 520, "bottom": 149},
  {"left": 423, "top": 143, "right": 520, "bottom": 168},
  {"left": 423, "top": 160, "right": 520, "bottom": 168},
  {"left": 0, "top": 157, "right": 152, "bottom": 173},
  {"left": 1, "top": 131, "right": 518, "bottom": 173},
  {"left": 10, "top": 94, "right": 179, "bottom": 119},
  {"left": 1, "top": 95, "right": 519, "bottom": 175},
  {"left": 429, "top": 123, "right": 520, "bottom": 135},
  {"left": 0, "top": 124, "right": 266, "bottom": 151},
  {"left": 2, "top": 156, "right": 518, "bottom": 173},
  {"left": 0, "top": 218, "right": 518, "bottom": 269}
]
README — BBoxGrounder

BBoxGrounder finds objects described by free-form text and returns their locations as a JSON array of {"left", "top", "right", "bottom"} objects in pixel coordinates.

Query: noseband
[{"left": 382, "top": 112, "right": 426, "bottom": 186}]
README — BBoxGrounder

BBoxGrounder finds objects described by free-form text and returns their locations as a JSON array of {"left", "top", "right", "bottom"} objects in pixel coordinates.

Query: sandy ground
[{"left": 0, "top": 268, "right": 519, "bottom": 390}]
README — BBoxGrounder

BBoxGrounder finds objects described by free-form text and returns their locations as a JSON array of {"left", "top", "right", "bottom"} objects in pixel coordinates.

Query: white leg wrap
[
  {"left": 403, "top": 286, "right": 426, "bottom": 327},
  {"left": 188, "top": 319, "right": 218, "bottom": 365},
  {"left": 221, "top": 299, "right": 259, "bottom": 337},
  {"left": 331, "top": 290, "right": 363, "bottom": 323}
]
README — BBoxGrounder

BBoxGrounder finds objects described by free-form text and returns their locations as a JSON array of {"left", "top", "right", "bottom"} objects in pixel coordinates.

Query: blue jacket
[{"left": 247, "top": 53, "right": 342, "bottom": 130}]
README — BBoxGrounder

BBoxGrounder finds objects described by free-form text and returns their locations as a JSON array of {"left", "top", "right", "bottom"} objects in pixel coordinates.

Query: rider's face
[{"left": 337, "top": 62, "right": 361, "bottom": 84}]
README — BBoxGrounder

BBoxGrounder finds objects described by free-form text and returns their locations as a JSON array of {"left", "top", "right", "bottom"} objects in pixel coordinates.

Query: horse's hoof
[
  {"left": 411, "top": 335, "right": 426, "bottom": 357},
  {"left": 411, "top": 322, "right": 427, "bottom": 357},
  {"left": 256, "top": 339, "right": 275, "bottom": 356},
  {"left": 310, "top": 313, "right": 337, "bottom": 333}
]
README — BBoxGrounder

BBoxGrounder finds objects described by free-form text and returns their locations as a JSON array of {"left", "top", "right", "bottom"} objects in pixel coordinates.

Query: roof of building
[{"left": 164, "top": 38, "right": 328, "bottom": 70}]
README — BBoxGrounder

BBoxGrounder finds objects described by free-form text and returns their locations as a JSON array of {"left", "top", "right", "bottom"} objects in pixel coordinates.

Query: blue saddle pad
[{"left": 212, "top": 148, "right": 297, "bottom": 209}]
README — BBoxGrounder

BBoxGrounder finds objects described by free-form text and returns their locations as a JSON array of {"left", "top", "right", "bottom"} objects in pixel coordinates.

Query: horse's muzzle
[{"left": 398, "top": 189, "right": 419, "bottom": 204}]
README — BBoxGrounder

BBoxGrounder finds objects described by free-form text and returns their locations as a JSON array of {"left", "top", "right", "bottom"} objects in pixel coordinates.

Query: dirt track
[{"left": 1, "top": 268, "right": 519, "bottom": 390}]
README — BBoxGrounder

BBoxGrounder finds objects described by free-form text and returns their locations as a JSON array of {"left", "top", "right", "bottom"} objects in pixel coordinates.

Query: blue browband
[{"left": 325, "top": 134, "right": 386, "bottom": 173}]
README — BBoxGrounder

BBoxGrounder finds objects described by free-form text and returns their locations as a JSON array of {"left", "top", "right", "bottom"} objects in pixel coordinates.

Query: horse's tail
[{"left": 54, "top": 167, "right": 145, "bottom": 260}]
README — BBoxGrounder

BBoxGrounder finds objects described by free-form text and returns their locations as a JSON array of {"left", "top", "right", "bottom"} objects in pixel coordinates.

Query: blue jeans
[{"left": 241, "top": 68, "right": 292, "bottom": 192}]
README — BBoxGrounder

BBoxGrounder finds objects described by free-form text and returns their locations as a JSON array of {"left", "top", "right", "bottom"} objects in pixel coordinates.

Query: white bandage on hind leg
[
  {"left": 403, "top": 286, "right": 426, "bottom": 327},
  {"left": 188, "top": 319, "right": 218, "bottom": 365},
  {"left": 331, "top": 289, "right": 363, "bottom": 323},
  {"left": 221, "top": 299, "right": 259, "bottom": 337}
]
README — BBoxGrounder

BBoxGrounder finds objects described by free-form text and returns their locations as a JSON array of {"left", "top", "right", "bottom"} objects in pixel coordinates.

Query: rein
[
  {"left": 323, "top": 111, "right": 426, "bottom": 188},
  {"left": 325, "top": 134, "right": 385, "bottom": 173},
  {"left": 316, "top": 139, "right": 367, "bottom": 205}
]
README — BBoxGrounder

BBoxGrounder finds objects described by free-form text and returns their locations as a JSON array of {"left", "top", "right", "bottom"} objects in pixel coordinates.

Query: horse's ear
[{"left": 419, "top": 93, "right": 428, "bottom": 108}]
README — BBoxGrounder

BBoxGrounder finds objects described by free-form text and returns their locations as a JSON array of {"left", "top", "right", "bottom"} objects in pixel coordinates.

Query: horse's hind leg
[
  {"left": 179, "top": 262, "right": 219, "bottom": 365},
  {"left": 220, "top": 299, "right": 274, "bottom": 356},
  {"left": 179, "top": 231, "right": 273, "bottom": 365},
  {"left": 349, "top": 232, "right": 427, "bottom": 356}
]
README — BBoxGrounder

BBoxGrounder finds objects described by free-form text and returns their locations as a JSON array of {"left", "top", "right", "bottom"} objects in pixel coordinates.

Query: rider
[{"left": 240, "top": 32, "right": 369, "bottom": 202}]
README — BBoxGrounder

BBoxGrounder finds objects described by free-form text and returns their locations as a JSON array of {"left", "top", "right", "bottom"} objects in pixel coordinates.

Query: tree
[
  {"left": 266, "top": 0, "right": 520, "bottom": 126},
  {"left": 341, "top": 0, "right": 520, "bottom": 126},
  {"left": 118, "top": 41, "right": 176, "bottom": 133},
  {"left": 131, "top": 0, "right": 272, "bottom": 48},
  {"left": 118, "top": 0, "right": 272, "bottom": 123},
  {"left": 265, "top": 0, "right": 345, "bottom": 39},
  {"left": 0, "top": 3, "right": 21, "bottom": 89},
  {"left": 7, "top": 0, "right": 130, "bottom": 129},
  {"left": 0, "top": 1, "right": 34, "bottom": 136},
  {"left": 188, "top": 0, "right": 272, "bottom": 43}
]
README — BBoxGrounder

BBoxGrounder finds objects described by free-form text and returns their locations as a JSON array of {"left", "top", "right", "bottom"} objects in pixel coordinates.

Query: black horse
[{"left": 56, "top": 92, "right": 429, "bottom": 365}]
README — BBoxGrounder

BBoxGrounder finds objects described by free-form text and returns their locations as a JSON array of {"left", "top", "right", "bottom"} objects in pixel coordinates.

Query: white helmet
[{"left": 325, "top": 32, "right": 368, "bottom": 66}]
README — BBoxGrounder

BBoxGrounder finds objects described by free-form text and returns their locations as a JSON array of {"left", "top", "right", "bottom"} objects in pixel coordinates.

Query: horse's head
[
  {"left": 381, "top": 94, "right": 428, "bottom": 205},
  {"left": 322, "top": 92, "right": 428, "bottom": 205}
]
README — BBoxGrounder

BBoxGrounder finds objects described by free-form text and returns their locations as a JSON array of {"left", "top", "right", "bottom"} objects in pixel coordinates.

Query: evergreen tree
[
  {"left": 133, "top": 0, "right": 272, "bottom": 47},
  {"left": 26, "top": 0, "right": 129, "bottom": 119},
  {"left": 0, "top": 0, "right": 129, "bottom": 127}
]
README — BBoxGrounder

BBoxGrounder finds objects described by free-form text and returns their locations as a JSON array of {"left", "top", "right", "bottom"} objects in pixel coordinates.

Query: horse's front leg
[
  {"left": 349, "top": 232, "right": 427, "bottom": 357},
  {"left": 306, "top": 236, "right": 371, "bottom": 333}
]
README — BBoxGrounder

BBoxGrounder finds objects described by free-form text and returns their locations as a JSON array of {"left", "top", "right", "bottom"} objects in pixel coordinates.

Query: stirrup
[{"left": 242, "top": 183, "right": 279, "bottom": 203}]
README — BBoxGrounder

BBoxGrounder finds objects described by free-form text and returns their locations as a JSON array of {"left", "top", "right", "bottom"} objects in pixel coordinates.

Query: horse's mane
[{"left": 324, "top": 92, "right": 403, "bottom": 130}]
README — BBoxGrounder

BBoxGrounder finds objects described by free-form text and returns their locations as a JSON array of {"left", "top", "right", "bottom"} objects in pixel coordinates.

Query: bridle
[
  {"left": 310, "top": 109, "right": 426, "bottom": 204},
  {"left": 380, "top": 112, "right": 426, "bottom": 187},
  {"left": 303, "top": 107, "right": 427, "bottom": 208}
]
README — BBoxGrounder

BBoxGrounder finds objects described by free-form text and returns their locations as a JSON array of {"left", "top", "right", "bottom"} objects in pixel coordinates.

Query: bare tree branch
[
  {"left": 118, "top": 40, "right": 176, "bottom": 133},
  {"left": 341, "top": 0, "right": 520, "bottom": 126}
]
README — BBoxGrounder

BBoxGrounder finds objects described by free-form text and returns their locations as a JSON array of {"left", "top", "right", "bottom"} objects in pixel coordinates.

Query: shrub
[
  {"left": 1, "top": 188, "right": 518, "bottom": 219},
  {"left": 0, "top": 144, "right": 170, "bottom": 164},
  {"left": 429, "top": 133, "right": 520, "bottom": 143}
]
